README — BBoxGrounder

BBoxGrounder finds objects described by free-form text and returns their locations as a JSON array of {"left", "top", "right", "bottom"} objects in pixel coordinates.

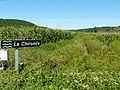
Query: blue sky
[{"left": 0, "top": 0, "right": 120, "bottom": 29}]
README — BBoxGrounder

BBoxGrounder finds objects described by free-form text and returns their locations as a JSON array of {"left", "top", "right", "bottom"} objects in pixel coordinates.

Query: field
[
  {"left": 0, "top": 30, "right": 120, "bottom": 89},
  {"left": 0, "top": 20, "right": 120, "bottom": 90}
]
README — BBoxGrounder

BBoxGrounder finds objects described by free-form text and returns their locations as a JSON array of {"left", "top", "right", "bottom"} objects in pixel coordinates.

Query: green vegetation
[
  {"left": 0, "top": 19, "right": 73, "bottom": 44},
  {"left": 96, "top": 35, "right": 120, "bottom": 46},
  {"left": 0, "top": 19, "right": 120, "bottom": 90},
  {"left": 70, "top": 26, "right": 120, "bottom": 32},
  {"left": 0, "top": 19, "right": 36, "bottom": 27},
  {"left": 0, "top": 27, "right": 73, "bottom": 44}
]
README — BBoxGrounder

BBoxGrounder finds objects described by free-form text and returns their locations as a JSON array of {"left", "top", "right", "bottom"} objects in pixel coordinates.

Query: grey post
[{"left": 15, "top": 48, "right": 19, "bottom": 71}]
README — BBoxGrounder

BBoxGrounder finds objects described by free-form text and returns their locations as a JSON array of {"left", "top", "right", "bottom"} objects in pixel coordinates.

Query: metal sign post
[{"left": 15, "top": 48, "right": 19, "bottom": 71}]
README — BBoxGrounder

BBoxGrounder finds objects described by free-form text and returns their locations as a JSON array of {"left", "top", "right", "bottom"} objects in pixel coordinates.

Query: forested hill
[
  {"left": 0, "top": 19, "right": 36, "bottom": 27},
  {"left": 70, "top": 26, "right": 120, "bottom": 32}
]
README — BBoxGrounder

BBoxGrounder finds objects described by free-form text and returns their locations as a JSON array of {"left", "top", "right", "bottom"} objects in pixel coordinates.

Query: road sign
[
  {"left": 1, "top": 40, "right": 41, "bottom": 72},
  {"left": 1, "top": 40, "right": 41, "bottom": 48}
]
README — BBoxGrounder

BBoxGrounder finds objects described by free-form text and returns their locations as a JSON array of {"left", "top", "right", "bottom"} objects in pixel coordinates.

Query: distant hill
[
  {"left": 70, "top": 26, "right": 120, "bottom": 32},
  {"left": 1, "top": 19, "right": 120, "bottom": 32},
  {"left": 0, "top": 19, "right": 36, "bottom": 27}
]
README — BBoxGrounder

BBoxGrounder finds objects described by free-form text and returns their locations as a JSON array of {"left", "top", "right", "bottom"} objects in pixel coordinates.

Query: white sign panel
[{"left": 0, "top": 49, "right": 8, "bottom": 61}]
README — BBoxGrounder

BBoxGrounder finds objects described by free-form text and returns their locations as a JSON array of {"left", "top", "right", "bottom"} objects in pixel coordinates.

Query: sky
[{"left": 0, "top": 0, "right": 120, "bottom": 29}]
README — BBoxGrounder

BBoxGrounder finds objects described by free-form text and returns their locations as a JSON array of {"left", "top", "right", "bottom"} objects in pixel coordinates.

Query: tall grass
[
  {"left": 96, "top": 34, "right": 120, "bottom": 46},
  {"left": 0, "top": 31, "right": 120, "bottom": 90},
  {"left": 0, "top": 27, "right": 73, "bottom": 44}
]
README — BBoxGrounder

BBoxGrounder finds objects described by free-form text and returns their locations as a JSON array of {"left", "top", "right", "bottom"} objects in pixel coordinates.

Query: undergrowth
[{"left": 0, "top": 33, "right": 120, "bottom": 90}]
